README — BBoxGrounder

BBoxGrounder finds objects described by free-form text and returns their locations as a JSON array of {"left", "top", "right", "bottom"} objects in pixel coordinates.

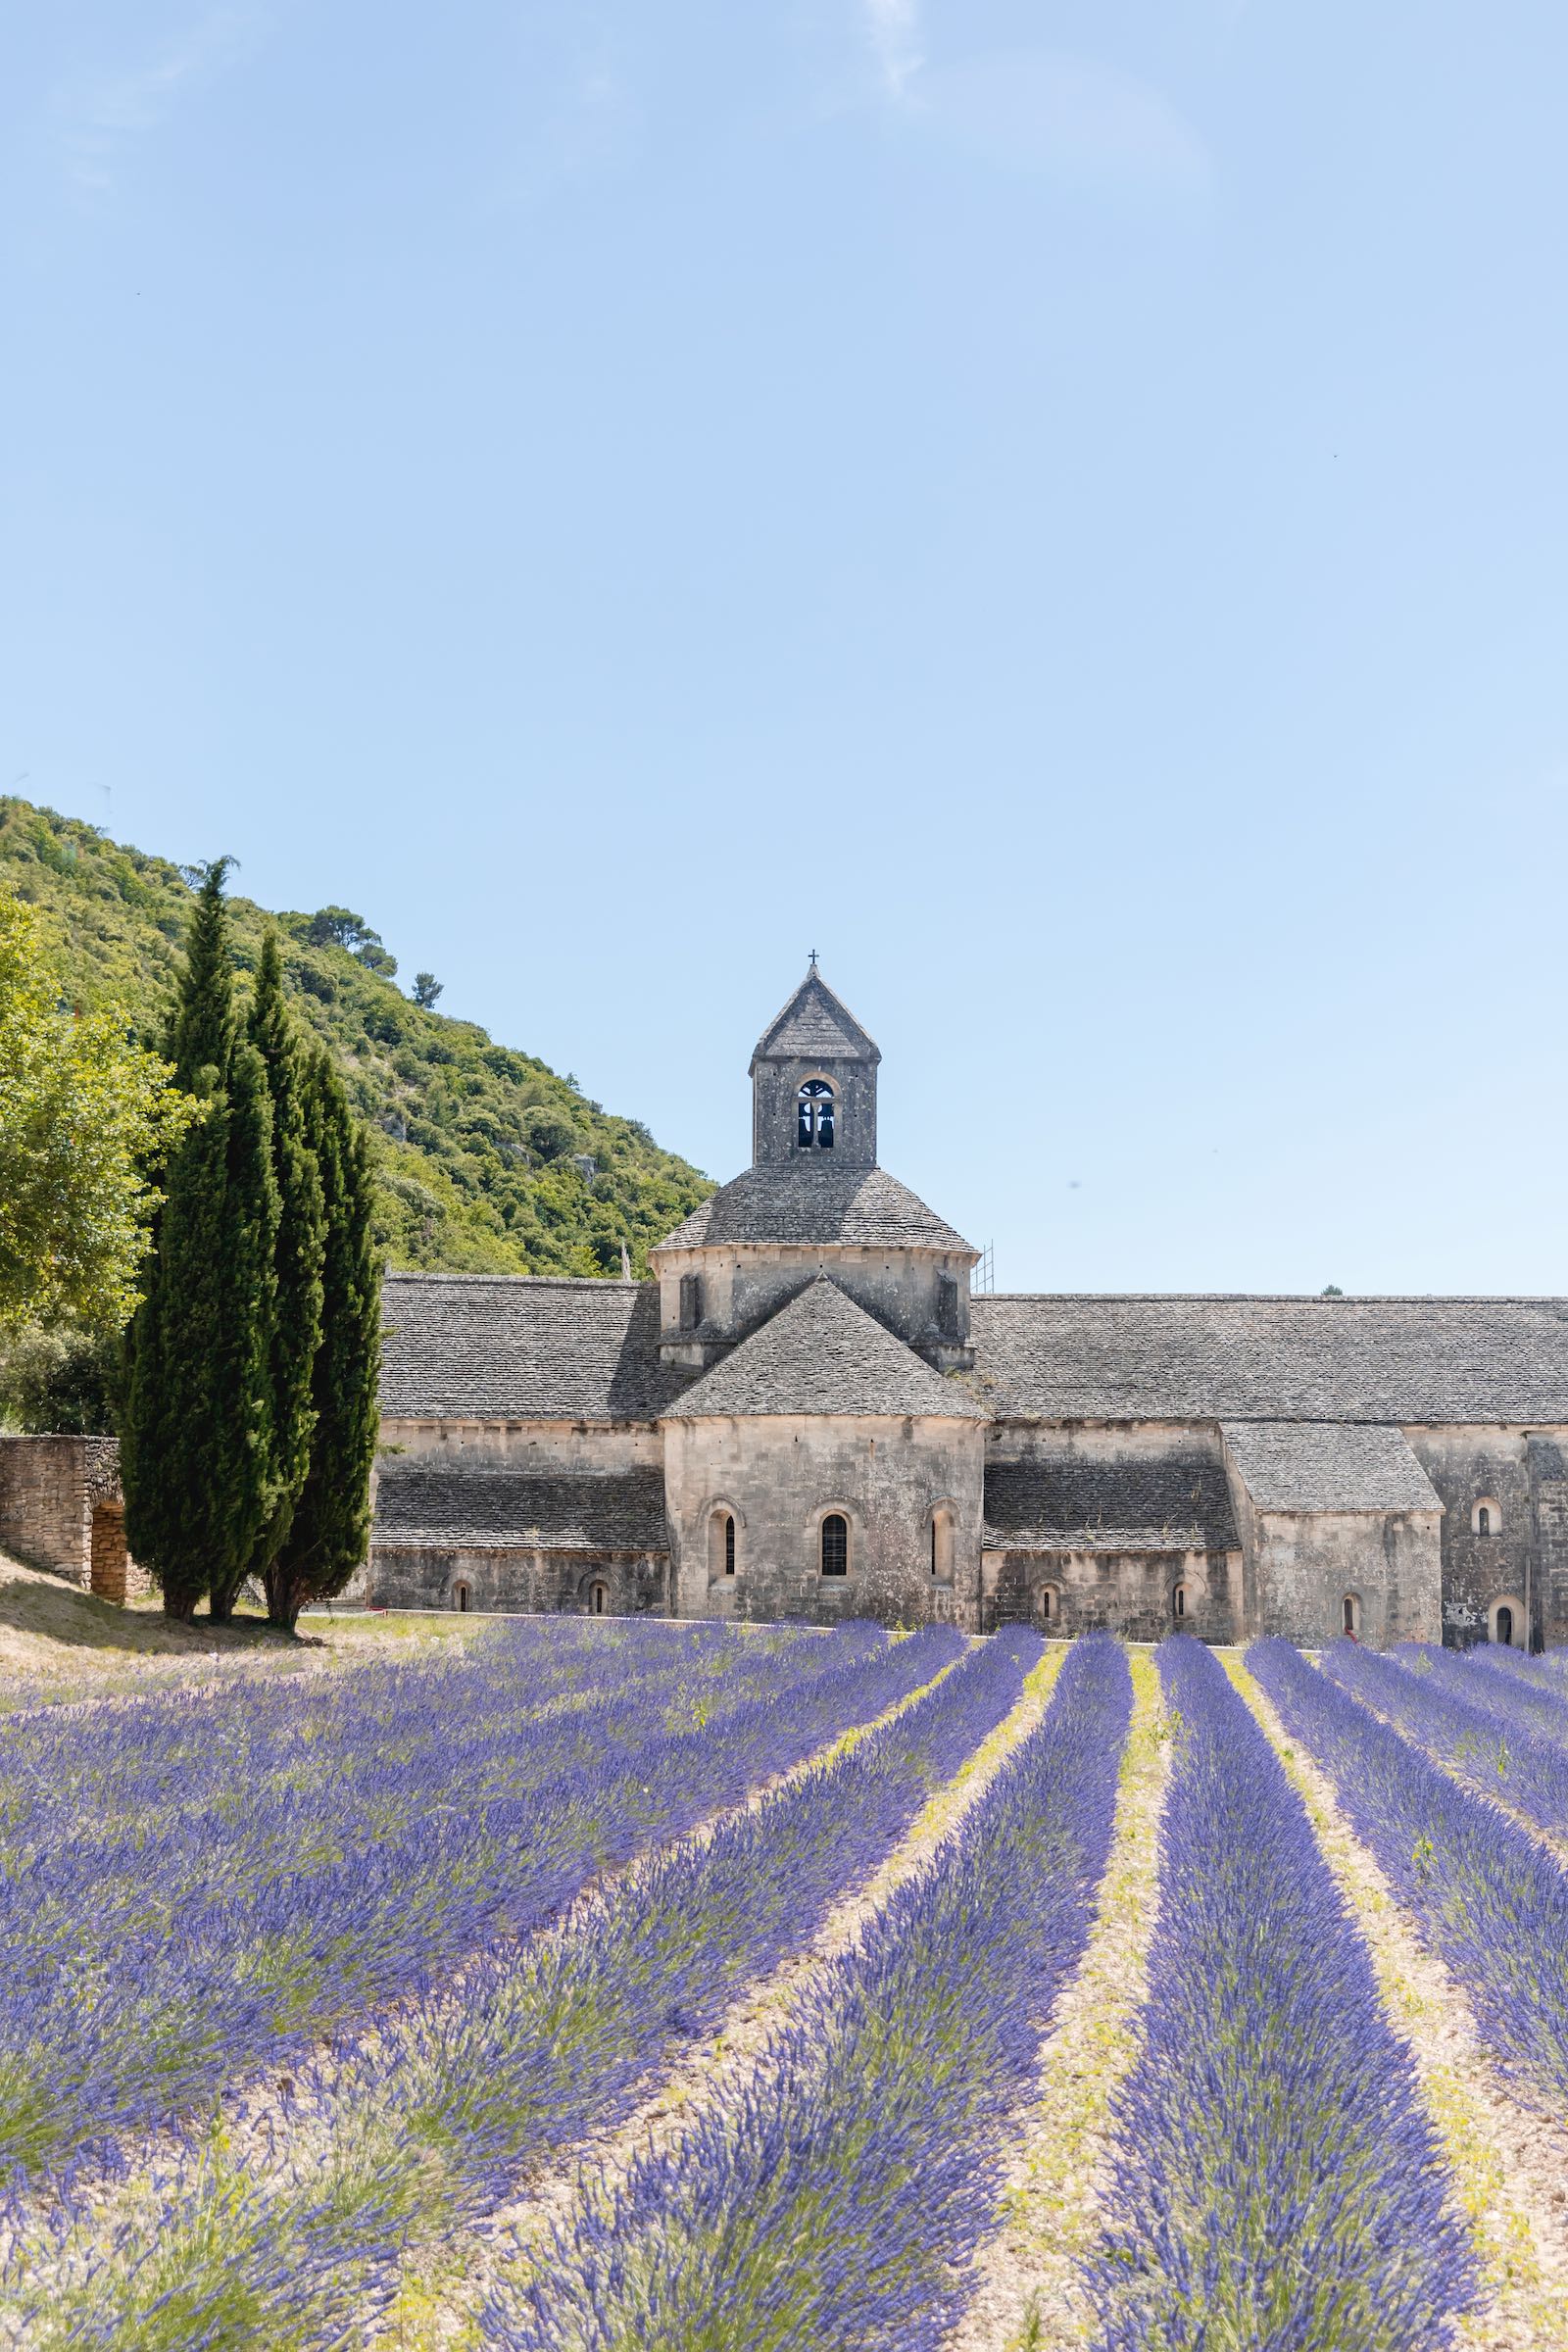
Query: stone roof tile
[
  {"left": 664, "top": 1277, "right": 988, "bottom": 1420},
  {"left": 982, "top": 1457, "right": 1238, "bottom": 1553},
  {"left": 655, "top": 1164, "right": 973, "bottom": 1255},
  {"left": 380, "top": 1275, "right": 691, "bottom": 1422},
  {"left": 373, "top": 1465, "right": 667, "bottom": 1550},
  {"left": 965, "top": 1294, "right": 1568, "bottom": 1425},
  {"left": 1221, "top": 1421, "right": 1441, "bottom": 1513},
  {"left": 750, "top": 969, "right": 879, "bottom": 1069}
]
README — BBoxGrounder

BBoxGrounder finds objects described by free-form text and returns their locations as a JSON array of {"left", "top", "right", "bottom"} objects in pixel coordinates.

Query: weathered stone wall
[
  {"left": 656, "top": 1246, "right": 973, "bottom": 1367},
  {"left": 367, "top": 1545, "right": 667, "bottom": 1615},
  {"left": 0, "top": 1437, "right": 122, "bottom": 1582},
  {"left": 982, "top": 1544, "right": 1239, "bottom": 1642},
  {"left": 665, "top": 1411, "right": 984, "bottom": 1628},
  {"left": 1241, "top": 1506, "right": 1442, "bottom": 1645},
  {"left": 752, "top": 1056, "right": 877, "bottom": 1168},
  {"left": 1401, "top": 1425, "right": 1568, "bottom": 1649},
  {"left": 986, "top": 1419, "right": 1227, "bottom": 1467},
  {"left": 382, "top": 1419, "right": 662, "bottom": 1473}
]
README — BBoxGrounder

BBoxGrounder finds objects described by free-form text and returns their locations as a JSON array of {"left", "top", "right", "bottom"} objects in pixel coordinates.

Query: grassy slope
[{"left": 1, "top": 797, "right": 711, "bottom": 1278}]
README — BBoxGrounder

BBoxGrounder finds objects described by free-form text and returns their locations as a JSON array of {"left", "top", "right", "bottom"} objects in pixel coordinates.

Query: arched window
[
  {"left": 589, "top": 1580, "right": 609, "bottom": 1616},
  {"left": 725, "top": 1515, "right": 736, "bottom": 1576},
  {"left": 797, "top": 1080, "right": 836, "bottom": 1150},
  {"left": 1473, "top": 1497, "right": 1499, "bottom": 1537},
  {"left": 820, "top": 1513, "right": 849, "bottom": 1576},
  {"left": 1173, "top": 1584, "right": 1187, "bottom": 1619},
  {"left": 453, "top": 1580, "right": 470, "bottom": 1613},
  {"left": 1038, "top": 1584, "right": 1058, "bottom": 1624},
  {"left": 930, "top": 1506, "right": 954, "bottom": 1584},
  {"left": 1343, "top": 1592, "right": 1361, "bottom": 1638}
]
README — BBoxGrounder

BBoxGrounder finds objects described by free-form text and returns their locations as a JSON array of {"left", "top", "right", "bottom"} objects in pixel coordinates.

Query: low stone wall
[{"left": 0, "top": 1435, "right": 151, "bottom": 1602}]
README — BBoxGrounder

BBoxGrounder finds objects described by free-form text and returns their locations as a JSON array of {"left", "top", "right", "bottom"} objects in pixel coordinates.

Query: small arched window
[
  {"left": 1038, "top": 1584, "right": 1057, "bottom": 1623},
  {"left": 453, "top": 1581, "right": 470, "bottom": 1613},
  {"left": 1343, "top": 1592, "right": 1361, "bottom": 1638},
  {"left": 589, "top": 1580, "right": 609, "bottom": 1616},
  {"left": 1173, "top": 1584, "right": 1187, "bottom": 1619},
  {"left": 930, "top": 1506, "right": 954, "bottom": 1584},
  {"left": 725, "top": 1515, "right": 736, "bottom": 1576},
  {"left": 798, "top": 1081, "right": 836, "bottom": 1150},
  {"left": 820, "top": 1513, "right": 849, "bottom": 1576}
]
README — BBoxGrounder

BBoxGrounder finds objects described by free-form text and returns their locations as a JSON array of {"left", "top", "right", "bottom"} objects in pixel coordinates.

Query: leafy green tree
[
  {"left": 411, "top": 971, "right": 442, "bottom": 1010},
  {"left": 121, "top": 864, "right": 283, "bottom": 1622},
  {"left": 264, "top": 1044, "right": 380, "bottom": 1630},
  {"left": 0, "top": 890, "right": 197, "bottom": 1337},
  {"left": 237, "top": 932, "right": 325, "bottom": 1617}
]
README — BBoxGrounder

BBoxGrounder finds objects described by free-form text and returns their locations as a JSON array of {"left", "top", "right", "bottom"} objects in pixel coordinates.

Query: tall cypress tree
[
  {"left": 265, "top": 1044, "right": 380, "bottom": 1630},
  {"left": 236, "top": 932, "right": 325, "bottom": 1617},
  {"left": 121, "top": 862, "right": 282, "bottom": 1621}
]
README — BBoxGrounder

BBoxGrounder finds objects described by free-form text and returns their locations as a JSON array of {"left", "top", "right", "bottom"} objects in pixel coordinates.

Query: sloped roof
[
  {"left": 983, "top": 1456, "right": 1238, "bottom": 1554},
  {"left": 964, "top": 1294, "right": 1568, "bottom": 1426},
  {"left": 380, "top": 1275, "right": 691, "bottom": 1422},
  {"left": 750, "top": 969, "right": 880, "bottom": 1070},
  {"left": 1222, "top": 1422, "right": 1441, "bottom": 1514},
  {"left": 373, "top": 1465, "right": 667, "bottom": 1550},
  {"left": 664, "top": 1278, "right": 988, "bottom": 1421},
  {"left": 655, "top": 1164, "right": 973, "bottom": 1255}
]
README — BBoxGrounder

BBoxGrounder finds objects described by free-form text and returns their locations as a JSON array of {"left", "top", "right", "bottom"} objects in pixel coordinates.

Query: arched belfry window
[
  {"left": 820, "top": 1514, "right": 849, "bottom": 1576},
  {"left": 798, "top": 1081, "right": 836, "bottom": 1150}
]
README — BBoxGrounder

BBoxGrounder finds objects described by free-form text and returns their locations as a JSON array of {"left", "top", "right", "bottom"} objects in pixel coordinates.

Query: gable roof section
[
  {"left": 373, "top": 1465, "right": 667, "bottom": 1550},
  {"left": 966, "top": 1294, "right": 1568, "bottom": 1426},
  {"left": 380, "top": 1274, "right": 691, "bottom": 1422},
  {"left": 664, "top": 1277, "right": 988, "bottom": 1420},
  {"left": 656, "top": 1163, "right": 973, "bottom": 1255},
  {"left": 983, "top": 1457, "right": 1239, "bottom": 1554},
  {"left": 1222, "top": 1422, "right": 1441, "bottom": 1514},
  {"left": 750, "top": 969, "right": 880, "bottom": 1070}
]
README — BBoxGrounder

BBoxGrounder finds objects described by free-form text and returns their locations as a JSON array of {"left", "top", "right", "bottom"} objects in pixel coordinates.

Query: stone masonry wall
[
  {"left": 664, "top": 1410, "right": 985, "bottom": 1629},
  {"left": 0, "top": 1435, "right": 149, "bottom": 1601},
  {"left": 367, "top": 1545, "right": 666, "bottom": 1615}
]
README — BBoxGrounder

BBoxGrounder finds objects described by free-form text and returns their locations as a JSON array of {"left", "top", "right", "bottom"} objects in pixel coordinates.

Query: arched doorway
[
  {"left": 1489, "top": 1594, "right": 1524, "bottom": 1648},
  {"left": 1495, "top": 1604, "right": 1514, "bottom": 1647}
]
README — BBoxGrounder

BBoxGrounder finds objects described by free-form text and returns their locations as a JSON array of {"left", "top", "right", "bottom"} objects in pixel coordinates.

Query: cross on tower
[{"left": 808, "top": 949, "right": 819, "bottom": 969}]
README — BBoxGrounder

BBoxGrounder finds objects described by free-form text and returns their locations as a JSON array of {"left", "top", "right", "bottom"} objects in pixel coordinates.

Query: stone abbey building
[{"left": 368, "top": 970, "right": 1568, "bottom": 1649}]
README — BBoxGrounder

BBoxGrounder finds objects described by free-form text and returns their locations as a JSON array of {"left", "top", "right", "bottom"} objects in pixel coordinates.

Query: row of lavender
[
  {"left": 486, "top": 1634, "right": 1133, "bottom": 2352},
  {"left": 1087, "top": 1641, "right": 1477, "bottom": 2352},
  {"left": 0, "top": 1617, "right": 961, "bottom": 2185},
  {"left": 1251, "top": 1637, "right": 1568, "bottom": 2113},
  {"left": 5, "top": 1628, "right": 1047, "bottom": 2348}
]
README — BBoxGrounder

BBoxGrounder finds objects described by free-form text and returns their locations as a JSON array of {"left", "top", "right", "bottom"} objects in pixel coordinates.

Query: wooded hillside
[{"left": 1, "top": 798, "right": 711, "bottom": 1278}]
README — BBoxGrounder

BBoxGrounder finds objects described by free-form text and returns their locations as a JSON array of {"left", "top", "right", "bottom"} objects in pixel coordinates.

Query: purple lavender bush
[
  {"left": 1250, "top": 1637, "right": 1568, "bottom": 2114},
  {"left": 0, "top": 1617, "right": 956, "bottom": 2185},
  {"left": 480, "top": 1633, "right": 1130, "bottom": 2352},
  {"left": 1394, "top": 1641, "right": 1568, "bottom": 1753},
  {"left": 1085, "top": 1638, "right": 1476, "bottom": 2352},
  {"left": 1320, "top": 1637, "right": 1568, "bottom": 1838},
  {"left": 3, "top": 1631, "right": 1038, "bottom": 2349}
]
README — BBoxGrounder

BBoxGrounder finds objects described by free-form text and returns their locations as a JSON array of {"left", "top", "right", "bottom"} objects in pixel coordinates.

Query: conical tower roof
[{"left": 750, "top": 968, "right": 879, "bottom": 1073}]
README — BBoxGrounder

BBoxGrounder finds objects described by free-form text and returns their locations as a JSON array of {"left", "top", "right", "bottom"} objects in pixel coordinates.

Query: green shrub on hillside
[{"left": 0, "top": 798, "right": 712, "bottom": 1277}]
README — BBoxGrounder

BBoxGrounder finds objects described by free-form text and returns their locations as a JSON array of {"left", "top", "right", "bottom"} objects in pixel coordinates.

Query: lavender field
[{"left": 1, "top": 1618, "right": 1567, "bottom": 2350}]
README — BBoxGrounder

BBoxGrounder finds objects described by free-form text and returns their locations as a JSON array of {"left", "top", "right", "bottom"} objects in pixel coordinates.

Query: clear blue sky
[{"left": 4, "top": 2, "right": 1566, "bottom": 1295}]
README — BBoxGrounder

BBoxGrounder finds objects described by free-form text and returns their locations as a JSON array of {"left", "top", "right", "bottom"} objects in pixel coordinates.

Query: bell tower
[{"left": 749, "top": 965, "right": 880, "bottom": 1171}]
